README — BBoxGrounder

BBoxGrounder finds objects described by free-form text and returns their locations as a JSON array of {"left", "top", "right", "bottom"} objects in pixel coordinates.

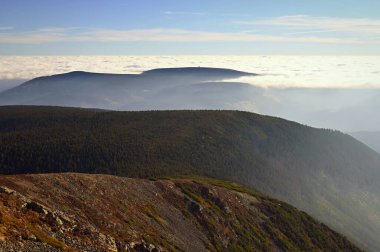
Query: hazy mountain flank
[
  {"left": 350, "top": 131, "right": 380, "bottom": 154},
  {"left": 0, "top": 67, "right": 257, "bottom": 111},
  {"left": 1, "top": 106, "right": 380, "bottom": 250},
  {"left": 0, "top": 173, "right": 361, "bottom": 252},
  {"left": 1, "top": 67, "right": 379, "bottom": 132}
]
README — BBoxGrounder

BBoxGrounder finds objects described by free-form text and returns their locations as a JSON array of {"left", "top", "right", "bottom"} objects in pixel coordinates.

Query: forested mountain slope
[{"left": 0, "top": 106, "right": 380, "bottom": 250}]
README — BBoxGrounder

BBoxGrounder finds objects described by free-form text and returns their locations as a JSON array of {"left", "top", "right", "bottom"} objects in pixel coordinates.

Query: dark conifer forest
[{"left": 1, "top": 105, "right": 380, "bottom": 250}]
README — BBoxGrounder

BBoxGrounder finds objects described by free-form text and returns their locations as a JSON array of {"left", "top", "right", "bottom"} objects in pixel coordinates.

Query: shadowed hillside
[
  {"left": 0, "top": 106, "right": 380, "bottom": 250},
  {"left": 0, "top": 173, "right": 362, "bottom": 252}
]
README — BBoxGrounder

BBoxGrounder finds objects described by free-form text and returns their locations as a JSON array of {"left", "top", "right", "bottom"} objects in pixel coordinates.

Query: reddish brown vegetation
[{"left": 0, "top": 173, "right": 361, "bottom": 252}]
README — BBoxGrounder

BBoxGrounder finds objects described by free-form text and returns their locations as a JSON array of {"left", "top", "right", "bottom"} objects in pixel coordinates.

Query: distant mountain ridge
[
  {"left": 14, "top": 67, "right": 256, "bottom": 88},
  {"left": 0, "top": 67, "right": 259, "bottom": 111},
  {"left": 142, "top": 66, "right": 256, "bottom": 76},
  {"left": 1, "top": 106, "right": 380, "bottom": 250},
  {"left": 19, "top": 67, "right": 254, "bottom": 83}
]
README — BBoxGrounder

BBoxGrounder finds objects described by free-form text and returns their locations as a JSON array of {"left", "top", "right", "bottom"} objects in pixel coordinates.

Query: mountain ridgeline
[{"left": 1, "top": 106, "right": 380, "bottom": 250}]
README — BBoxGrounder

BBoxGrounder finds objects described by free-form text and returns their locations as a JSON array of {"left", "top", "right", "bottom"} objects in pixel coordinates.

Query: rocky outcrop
[
  {"left": 0, "top": 186, "right": 15, "bottom": 195},
  {"left": 126, "top": 240, "right": 161, "bottom": 252},
  {"left": 25, "top": 202, "right": 50, "bottom": 215},
  {"left": 0, "top": 173, "right": 363, "bottom": 252}
]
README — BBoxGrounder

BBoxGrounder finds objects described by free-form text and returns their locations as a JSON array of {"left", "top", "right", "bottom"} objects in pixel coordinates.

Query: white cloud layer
[{"left": 0, "top": 56, "right": 379, "bottom": 89}]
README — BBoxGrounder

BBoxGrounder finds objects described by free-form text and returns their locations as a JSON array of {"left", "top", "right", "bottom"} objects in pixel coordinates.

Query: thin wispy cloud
[
  {"left": 164, "top": 11, "right": 207, "bottom": 16},
  {"left": 238, "top": 15, "right": 380, "bottom": 34},
  {"left": 0, "top": 26, "right": 14, "bottom": 31},
  {"left": 0, "top": 29, "right": 67, "bottom": 43},
  {"left": 0, "top": 27, "right": 360, "bottom": 44},
  {"left": 164, "top": 11, "right": 248, "bottom": 17}
]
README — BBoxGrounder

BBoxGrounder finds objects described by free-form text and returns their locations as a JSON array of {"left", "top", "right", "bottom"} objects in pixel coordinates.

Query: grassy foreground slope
[
  {"left": 0, "top": 173, "right": 362, "bottom": 252},
  {"left": 0, "top": 106, "right": 380, "bottom": 250}
]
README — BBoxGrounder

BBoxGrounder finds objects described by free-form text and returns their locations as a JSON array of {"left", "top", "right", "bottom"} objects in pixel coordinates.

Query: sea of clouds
[{"left": 0, "top": 56, "right": 379, "bottom": 91}]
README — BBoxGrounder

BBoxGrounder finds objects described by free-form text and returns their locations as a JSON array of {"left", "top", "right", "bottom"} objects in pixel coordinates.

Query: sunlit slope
[{"left": 0, "top": 173, "right": 362, "bottom": 251}]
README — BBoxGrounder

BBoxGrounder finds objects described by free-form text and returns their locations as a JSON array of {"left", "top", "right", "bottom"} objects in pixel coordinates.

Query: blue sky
[{"left": 1, "top": 0, "right": 380, "bottom": 55}]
